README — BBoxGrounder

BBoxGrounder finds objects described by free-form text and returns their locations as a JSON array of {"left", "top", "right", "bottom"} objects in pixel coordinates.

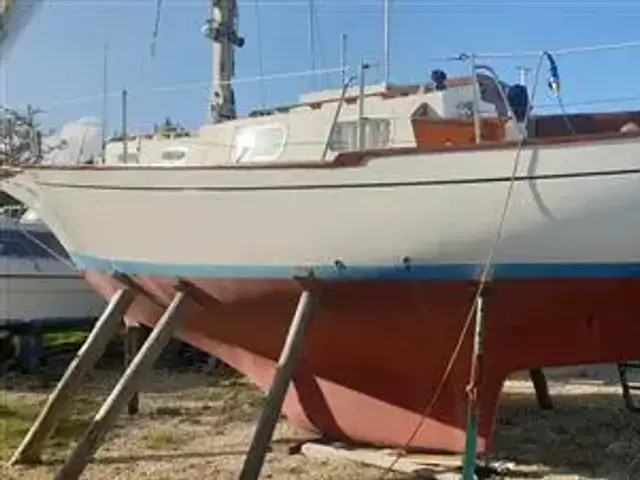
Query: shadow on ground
[
  {"left": 488, "top": 387, "right": 640, "bottom": 479},
  {"left": 3, "top": 356, "right": 640, "bottom": 479}
]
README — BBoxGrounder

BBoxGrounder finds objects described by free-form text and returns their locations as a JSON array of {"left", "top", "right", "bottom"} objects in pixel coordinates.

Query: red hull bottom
[{"left": 82, "top": 271, "right": 640, "bottom": 454}]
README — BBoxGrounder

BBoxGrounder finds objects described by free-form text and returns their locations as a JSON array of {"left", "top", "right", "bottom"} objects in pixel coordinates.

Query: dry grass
[
  {"left": 1, "top": 362, "right": 640, "bottom": 479},
  {"left": 141, "top": 426, "right": 188, "bottom": 451}
]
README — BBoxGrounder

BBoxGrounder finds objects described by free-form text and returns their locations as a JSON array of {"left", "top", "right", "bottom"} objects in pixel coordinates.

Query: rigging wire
[
  {"left": 14, "top": 36, "right": 640, "bottom": 115},
  {"left": 311, "top": 2, "right": 328, "bottom": 89},
  {"left": 20, "top": 36, "right": 640, "bottom": 114},
  {"left": 474, "top": 39, "right": 640, "bottom": 60},
  {"left": 31, "top": 65, "right": 354, "bottom": 111},
  {"left": 150, "top": 0, "right": 164, "bottom": 59}
]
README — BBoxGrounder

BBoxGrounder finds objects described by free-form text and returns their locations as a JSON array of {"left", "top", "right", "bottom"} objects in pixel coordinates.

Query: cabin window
[
  {"left": 232, "top": 124, "right": 287, "bottom": 163},
  {"left": 160, "top": 147, "right": 188, "bottom": 162},
  {"left": 328, "top": 118, "right": 391, "bottom": 151},
  {"left": 117, "top": 152, "right": 139, "bottom": 163}
]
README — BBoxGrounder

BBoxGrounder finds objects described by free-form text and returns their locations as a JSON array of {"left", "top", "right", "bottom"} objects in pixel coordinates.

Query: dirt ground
[{"left": 1, "top": 361, "right": 640, "bottom": 479}]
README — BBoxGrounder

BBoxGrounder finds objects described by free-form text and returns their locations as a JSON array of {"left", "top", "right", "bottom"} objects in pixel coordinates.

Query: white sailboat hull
[{"left": 4, "top": 135, "right": 640, "bottom": 280}]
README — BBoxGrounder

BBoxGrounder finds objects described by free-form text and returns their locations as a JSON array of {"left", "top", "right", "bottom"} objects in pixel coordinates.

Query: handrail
[
  {"left": 320, "top": 73, "right": 358, "bottom": 162},
  {"left": 475, "top": 64, "right": 519, "bottom": 122},
  {"left": 471, "top": 62, "right": 522, "bottom": 143}
]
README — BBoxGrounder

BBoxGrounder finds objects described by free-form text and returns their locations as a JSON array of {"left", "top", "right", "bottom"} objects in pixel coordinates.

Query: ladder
[{"left": 617, "top": 361, "right": 640, "bottom": 412}]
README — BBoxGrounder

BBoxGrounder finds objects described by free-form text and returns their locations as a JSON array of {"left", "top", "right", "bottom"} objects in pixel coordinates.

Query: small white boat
[{"left": 0, "top": 204, "right": 105, "bottom": 332}]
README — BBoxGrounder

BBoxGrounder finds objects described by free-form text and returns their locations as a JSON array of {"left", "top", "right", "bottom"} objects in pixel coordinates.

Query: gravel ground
[{"left": 1, "top": 361, "right": 640, "bottom": 479}]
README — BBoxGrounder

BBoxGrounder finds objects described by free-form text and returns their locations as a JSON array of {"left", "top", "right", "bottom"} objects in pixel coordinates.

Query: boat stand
[
  {"left": 52, "top": 288, "right": 190, "bottom": 480},
  {"left": 616, "top": 361, "right": 640, "bottom": 411},
  {"left": 529, "top": 368, "right": 553, "bottom": 410},
  {"left": 239, "top": 289, "right": 318, "bottom": 480},
  {"left": 124, "top": 320, "right": 142, "bottom": 415},
  {"left": 8, "top": 288, "right": 135, "bottom": 466}
]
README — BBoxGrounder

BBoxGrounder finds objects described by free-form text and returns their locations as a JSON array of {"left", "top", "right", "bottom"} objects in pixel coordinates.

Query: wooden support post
[
  {"left": 9, "top": 288, "right": 134, "bottom": 465},
  {"left": 124, "top": 321, "right": 142, "bottom": 415},
  {"left": 462, "top": 293, "right": 485, "bottom": 480},
  {"left": 529, "top": 368, "right": 553, "bottom": 410},
  {"left": 239, "top": 290, "right": 318, "bottom": 480},
  {"left": 53, "top": 289, "right": 189, "bottom": 480}
]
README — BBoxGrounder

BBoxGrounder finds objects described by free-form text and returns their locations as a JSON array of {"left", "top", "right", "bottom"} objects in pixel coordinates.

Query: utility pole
[
  {"left": 121, "top": 89, "right": 128, "bottom": 164},
  {"left": 101, "top": 41, "right": 109, "bottom": 162},
  {"left": 340, "top": 33, "right": 348, "bottom": 86},
  {"left": 203, "top": 0, "right": 245, "bottom": 123}
]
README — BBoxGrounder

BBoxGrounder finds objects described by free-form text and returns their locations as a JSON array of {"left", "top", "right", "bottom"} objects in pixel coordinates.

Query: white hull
[
  {"left": 0, "top": 273, "right": 104, "bottom": 327},
  {"left": 4, "top": 135, "right": 640, "bottom": 279},
  {"left": 0, "top": 216, "right": 105, "bottom": 326}
]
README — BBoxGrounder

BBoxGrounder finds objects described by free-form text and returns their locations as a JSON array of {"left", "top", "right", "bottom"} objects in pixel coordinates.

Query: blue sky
[{"left": 4, "top": 1, "right": 640, "bottom": 133}]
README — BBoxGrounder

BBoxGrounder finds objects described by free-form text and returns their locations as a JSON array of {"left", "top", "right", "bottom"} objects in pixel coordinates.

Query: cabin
[{"left": 102, "top": 69, "right": 640, "bottom": 167}]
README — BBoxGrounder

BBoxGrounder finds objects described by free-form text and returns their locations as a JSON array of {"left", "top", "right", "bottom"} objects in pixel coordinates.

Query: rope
[{"left": 377, "top": 52, "right": 549, "bottom": 479}]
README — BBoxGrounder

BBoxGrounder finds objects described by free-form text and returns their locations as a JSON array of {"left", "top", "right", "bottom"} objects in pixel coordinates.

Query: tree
[
  {"left": 0, "top": 105, "right": 66, "bottom": 166},
  {"left": 0, "top": 105, "right": 39, "bottom": 165},
  {"left": 153, "top": 117, "right": 189, "bottom": 138}
]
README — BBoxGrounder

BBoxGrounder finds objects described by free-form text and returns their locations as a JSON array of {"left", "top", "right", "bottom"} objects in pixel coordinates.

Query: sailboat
[{"left": 5, "top": 0, "right": 640, "bottom": 455}]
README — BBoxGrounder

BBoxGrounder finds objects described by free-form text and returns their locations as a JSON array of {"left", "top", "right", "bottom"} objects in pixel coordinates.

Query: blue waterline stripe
[{"left": 70, "top": 252, "right": 640, "bottom": 280}]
